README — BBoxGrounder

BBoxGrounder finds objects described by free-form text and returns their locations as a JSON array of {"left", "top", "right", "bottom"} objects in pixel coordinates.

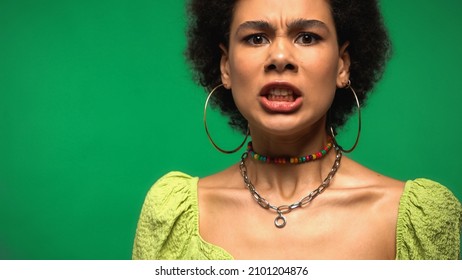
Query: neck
[
  {"left": 249, "top": 119, "right": 330, "bottom": 155},
  {"left": 242, "top": 131, "right": 338, "bottom": 203}
]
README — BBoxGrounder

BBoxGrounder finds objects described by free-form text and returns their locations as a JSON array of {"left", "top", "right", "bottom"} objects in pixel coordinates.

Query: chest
[{"left": 199, "top": 190, "right": 399, "bottom": 259}]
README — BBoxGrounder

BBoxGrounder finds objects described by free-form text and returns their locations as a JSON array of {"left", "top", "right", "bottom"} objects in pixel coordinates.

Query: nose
[{"left": 264, "top": 39, "right": 298, "bottom": 73}]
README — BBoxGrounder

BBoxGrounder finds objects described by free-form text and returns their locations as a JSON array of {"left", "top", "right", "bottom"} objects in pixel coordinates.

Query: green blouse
[{"left": 132, "top": 172, "right": 462, "bottom": 260}]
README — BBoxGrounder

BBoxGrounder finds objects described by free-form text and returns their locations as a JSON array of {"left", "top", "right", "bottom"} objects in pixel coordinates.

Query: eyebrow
[
  {"left": 235, "top": 18, "right": 329, "bottom": 35},
  {"left": 288, "top": 18, "right": 328, "bottom": 31},
  {"left": 236, "top": 20, "right": 272, "bottom": 34}
]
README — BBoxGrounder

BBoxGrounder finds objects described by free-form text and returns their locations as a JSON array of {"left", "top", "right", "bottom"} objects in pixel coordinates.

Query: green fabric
[
  {"left": 132, "top": 172, "right": 462, "bottom": 260},
  {"left": 396, "top": 178, "right": 462, "bottom": 259}
]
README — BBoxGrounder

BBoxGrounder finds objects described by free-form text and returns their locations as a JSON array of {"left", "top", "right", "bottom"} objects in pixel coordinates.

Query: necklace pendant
[{"left": 274, "top": 214, "right": 287, "bottom": 228}]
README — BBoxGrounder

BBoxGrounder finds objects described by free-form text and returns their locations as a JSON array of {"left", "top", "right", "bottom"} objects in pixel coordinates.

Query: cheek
[
  {"left": 226, "top": 57, "right": 260, "bottom": 121},
  {"left": 229, "top": 52, "right": 261, "bottom": 84},
  {"left": 227, "top": 53, "right": 262, "bottom": 108},
  {"left": 300, "top": 52, "right": 340, "bottom": 108},
  {"left": 302, "top": 49, "right": 340, "bottom": 80}
]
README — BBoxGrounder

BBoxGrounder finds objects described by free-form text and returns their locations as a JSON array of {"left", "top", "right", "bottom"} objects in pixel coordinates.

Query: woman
[{"left": 132, "top": 0, "right": 461, "bottom": 259}]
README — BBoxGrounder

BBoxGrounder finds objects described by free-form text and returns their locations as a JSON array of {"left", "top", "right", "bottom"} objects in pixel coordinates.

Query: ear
[
  {"left": 219, "top": 44, "right": 232, "bottom": 89},
  {"left": 336, "top": 42, "right": 351, "bottom": 88}
]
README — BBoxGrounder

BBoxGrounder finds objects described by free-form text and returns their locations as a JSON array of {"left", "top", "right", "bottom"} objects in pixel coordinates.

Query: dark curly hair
[{"left": 185, "top": 0, "right": 391, "bottom": 134}]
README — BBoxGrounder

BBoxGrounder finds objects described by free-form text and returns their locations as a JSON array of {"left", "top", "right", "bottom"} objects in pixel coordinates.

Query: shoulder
[
  {"left": 400, "top": 179, "right": 461, "bottom": 207},
  {"left": 132, "top": 171, "right": 200, "bottom": 259},
  {"left": 138, "top": 171, "right": 199, "bottom": 219},
  {"left": 397, "top": 178, "right": 462, "bottom": 259},
  {"left": 336, "top": 156, "right": 405, "bottom": 200},
  {"left": 144, "top": 171, "right": 198, "bottom": 205},
  {"left": 138, "top": 171, "right": 199, "bottom": 224},
  {"left": 399, "top": 179, "right": 461, "bottom": 219}
]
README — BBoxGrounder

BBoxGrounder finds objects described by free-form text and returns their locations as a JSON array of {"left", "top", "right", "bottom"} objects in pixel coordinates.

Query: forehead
[{"left": 231, "top": 0, "right": 335, "bottom": 28}]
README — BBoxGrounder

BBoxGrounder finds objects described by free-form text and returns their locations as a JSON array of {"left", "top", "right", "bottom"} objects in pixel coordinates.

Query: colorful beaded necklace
[{"left": 246, "top": 140, "right": 333, "bottom": 164}]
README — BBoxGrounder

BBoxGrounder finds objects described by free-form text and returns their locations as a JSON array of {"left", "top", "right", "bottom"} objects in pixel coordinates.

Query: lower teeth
[{"left": 268, "top": 95, "right": 294, "bottom": 102}]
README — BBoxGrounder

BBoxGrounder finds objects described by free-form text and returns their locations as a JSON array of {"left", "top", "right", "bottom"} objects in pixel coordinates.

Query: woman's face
[{"left": 220, "top": 0, "right": 350, "bottom": 137}]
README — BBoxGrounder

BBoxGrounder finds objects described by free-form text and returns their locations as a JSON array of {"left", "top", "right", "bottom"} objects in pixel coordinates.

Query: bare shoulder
[
  {"left": 198, "top": 164, "right": 242, "bottom": 190},
  {"left": 333, "top": 157, "right": 405, "bottom": 221},
  {"left": 196, "top": 163, "right": 248, "bottom": 213},
  {"left": 316, "top": 156, "right": 406, "bottom": 259},
  {"left": 339, "top": 156, "right": 404, "bottom": 191},
  {"left": 196, "top": 164, "right": 253, "bottom": 249}
]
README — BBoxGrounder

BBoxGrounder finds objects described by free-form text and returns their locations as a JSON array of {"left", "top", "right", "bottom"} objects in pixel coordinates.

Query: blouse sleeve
[
  {"left": 132, "top": 171, "right": 197, "bottom": 260},
  {"left": 396, "top": 178, "right": 462, "bottom": 259}
]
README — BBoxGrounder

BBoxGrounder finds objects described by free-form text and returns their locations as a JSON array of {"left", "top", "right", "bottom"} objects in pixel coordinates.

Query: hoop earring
[
  {"left": 204, "top": 84, "right": 249, "bottom": 154},
  {"left": 329, "top": 80, "right": 361, "bottom": 153}
]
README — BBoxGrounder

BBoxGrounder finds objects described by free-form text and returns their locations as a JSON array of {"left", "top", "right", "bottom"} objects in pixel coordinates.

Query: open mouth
[
  {"left": 259, "top": 83, "right": 303, "bottom": 113},
  {"left": 267, "top": 88, "right": 297, "bottom": 102}
]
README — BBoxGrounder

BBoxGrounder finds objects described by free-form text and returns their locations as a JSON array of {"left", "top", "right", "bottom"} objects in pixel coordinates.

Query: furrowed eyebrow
[
  {"left": 235, "top": 20, "right": 274, "bottom": 35},
  {"left": 235, "top": 18, "right": 329, "bottom": 35},
  {"left": 286, "top": 18, "right": 329, "bottom": 32}
]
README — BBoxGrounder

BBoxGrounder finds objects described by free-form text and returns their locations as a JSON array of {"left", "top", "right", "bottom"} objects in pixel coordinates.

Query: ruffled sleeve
[
  {"left": 132, "top": 171, "right": 233, "bottom": 260},
  {"left": 132, "top": 171, "right": 199, "bottom": 259},
  {"left": 396, "top": 178, "right": 462, "bottom": 259}
]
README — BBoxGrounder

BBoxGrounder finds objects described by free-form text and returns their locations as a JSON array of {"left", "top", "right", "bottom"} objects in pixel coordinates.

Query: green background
[{"left": 1, "top": 0, "right": 461, "bottom": 259}]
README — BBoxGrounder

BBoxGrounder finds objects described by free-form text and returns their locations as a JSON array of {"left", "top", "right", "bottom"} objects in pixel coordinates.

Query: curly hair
[{"left": 185, "top": 0, "right": 392, "bottom": 134}]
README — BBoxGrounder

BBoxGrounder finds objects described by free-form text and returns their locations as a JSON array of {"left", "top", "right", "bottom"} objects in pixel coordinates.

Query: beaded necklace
[
  {"left": 240, "top": 146, "right": 342, "bottom": 228},
  {"left": 246, "top": 140, "right": 333, "bottom": 164}
]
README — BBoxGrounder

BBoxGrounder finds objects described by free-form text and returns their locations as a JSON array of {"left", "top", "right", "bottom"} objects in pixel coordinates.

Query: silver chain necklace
[{"left": 239, "top": 146, "right": 342, "bottom": 228}]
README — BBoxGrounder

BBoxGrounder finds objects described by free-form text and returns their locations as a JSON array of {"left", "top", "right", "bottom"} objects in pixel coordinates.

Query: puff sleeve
[
  {"left": 132, "top": 171, "right": 233, "bottom": 260},
  {"left": 396, "top": 179, "right": 462, "bottom": 259}
]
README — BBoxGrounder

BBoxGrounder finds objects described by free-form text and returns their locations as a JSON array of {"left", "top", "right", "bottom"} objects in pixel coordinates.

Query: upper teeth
[{"left": 269, "top": 88, "right": 294, "bottom": 96}]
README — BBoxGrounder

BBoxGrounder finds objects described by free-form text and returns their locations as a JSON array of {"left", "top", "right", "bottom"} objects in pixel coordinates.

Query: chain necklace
[{"left": 239, "top": 146, "right": 342, "bottom": 228}]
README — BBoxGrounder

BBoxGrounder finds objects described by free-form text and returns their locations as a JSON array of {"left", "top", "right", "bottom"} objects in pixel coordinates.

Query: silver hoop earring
[
  {"left": 204, "top": 84, "right": 249, "bottom": 154},
  {"left": 330, "top": 80, "right": 361, "bottom": 153}
]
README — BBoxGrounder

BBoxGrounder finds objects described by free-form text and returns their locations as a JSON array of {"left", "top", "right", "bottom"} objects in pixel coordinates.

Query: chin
[{"left": 252, "top": 115, "right": 326, "bottom": 137}]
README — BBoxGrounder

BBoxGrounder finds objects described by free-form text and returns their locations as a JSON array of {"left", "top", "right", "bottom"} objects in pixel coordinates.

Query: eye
[
  {"left": 295, "top": 33, "right": 320, "bottom": 45},
  {"left": 245, "top": 34, "right": 270, "bottom": 46}
]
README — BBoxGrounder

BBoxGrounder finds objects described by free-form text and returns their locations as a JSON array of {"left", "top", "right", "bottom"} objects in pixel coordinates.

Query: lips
[{"left": 259, "top": 83, "right": 303, "bottom": 113}]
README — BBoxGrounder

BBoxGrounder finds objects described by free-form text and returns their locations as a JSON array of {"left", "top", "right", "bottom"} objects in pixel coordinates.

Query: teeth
[
  {"left": 269, "top": 88, "right": 294, "bottom": 96},
  {"left": 267, "top": 88, "right": 295, "bottom": 102}
]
